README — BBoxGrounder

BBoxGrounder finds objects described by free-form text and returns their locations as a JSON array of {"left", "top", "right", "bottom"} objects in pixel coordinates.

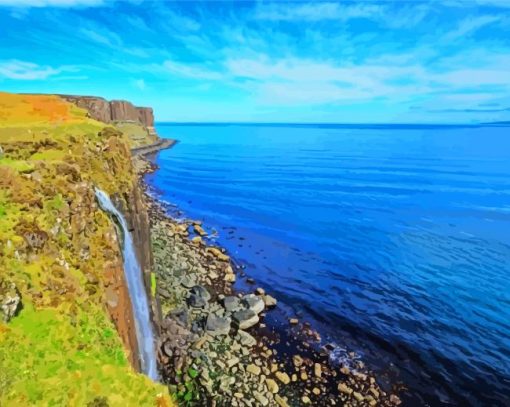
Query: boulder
[
  {"left": 223, "top": 296, "right": 241, "bottom": 312},
  {"left": 263, "top": 294, "right": 277, "bottom": 308},
  {"left": 206, "top": 314, "right": 231, "bottom": 336},
  {"left": 242, "top": 294, "right": 265, "bottom": 314},
  {"left": 232, "top": 309, "right": 259, "bottom": 329}
]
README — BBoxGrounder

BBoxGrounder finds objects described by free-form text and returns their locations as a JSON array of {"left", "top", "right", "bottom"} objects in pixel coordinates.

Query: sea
[{"left": 146, "top": 123, "right": 510, "bottom": 406}]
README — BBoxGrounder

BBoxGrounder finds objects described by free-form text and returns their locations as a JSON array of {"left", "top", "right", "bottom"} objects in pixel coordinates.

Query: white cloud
[
  {"left": 163, "top": 60, "right": 222, "bottom": 80},
  {"left": 134, "top": 78, "right": 146, "bottom": 90},
  {"left": 0, "top": 60, "right": 73, "bottom": 80},
  {"left": 0, "top": 0, "right": 105, "bottom": 7},
  {"left": 444, "top": 15, "right": 501, "bottom": 40},
  {"left": 254, "top": 2, "right": 383, "bottom": 21}
]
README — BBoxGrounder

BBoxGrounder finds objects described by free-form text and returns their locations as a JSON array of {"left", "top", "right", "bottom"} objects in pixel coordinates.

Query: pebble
[
  {"left": 246, "top": 364, "right": 261, "bottom": 375},
  {"left": 302, "top": 396, "right": 311, "bottom": 404},
  {"left": 265, "top": 378, "right": 279, "bottom": 394},
  {"left": 275, "top": 371, "right": 291, "bottom": 385},
  {"left": 274, "top": 395, "right": 290, "bottom": 407},
  {"left": 289, "top": 318, "right": 299, "bottom": 325},
  {"left": 338, "top": 383, "right": 353, "bottom": 395},
  {"left": 314, "top": 363, "right": 322, "bottom": 378},
  {"left": 353, "top": 392, "right": 364, "bottom": 402},
  {"left": 312, "top": 387, "right": 321, "bottom": 395},
  {"left": 293, "top": 354, "right": 304, "bottom": 367}
]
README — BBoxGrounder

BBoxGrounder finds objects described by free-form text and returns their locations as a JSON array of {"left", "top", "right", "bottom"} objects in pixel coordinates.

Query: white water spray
[{"left": 95, "top": 188, "right": 158, "bottom": 381}]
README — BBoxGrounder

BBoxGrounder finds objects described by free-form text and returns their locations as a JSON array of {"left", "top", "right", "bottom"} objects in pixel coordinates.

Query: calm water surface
[{"left": 147, "top": 123, "right": 510, "bottom": 406}]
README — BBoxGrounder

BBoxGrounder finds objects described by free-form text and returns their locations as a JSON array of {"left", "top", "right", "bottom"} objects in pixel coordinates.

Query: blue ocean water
[{"left": 147, "top": 123, "right": 510, "bottom": 406}]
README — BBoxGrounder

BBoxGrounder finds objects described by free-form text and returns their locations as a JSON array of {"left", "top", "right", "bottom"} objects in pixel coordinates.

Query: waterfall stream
[{"left": 95, "top": 188, "right": 158, "bottom": 381}]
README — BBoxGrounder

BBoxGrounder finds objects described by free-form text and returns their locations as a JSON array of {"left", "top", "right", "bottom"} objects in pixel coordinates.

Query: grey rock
[
  {"left": 206, "top": 314, "right": 232, "bottom": 336},
  {"left": 188, "top": 285, "right": 211, "bottom": 308},
  {"left": 180, "top": 275, "right": 196, "bottom": 288},
  {"left": 238, "top": 330, "right": 257, "bottom": 347},
  {"left": 233, "top": 309, "right": 259, "bottom": 329},
  {"left": 242, "top": 294, "right": 265, "bottom": 314},
  {"left": 223, "top": 296, "right": 242, "bottom": 312},
  {"left": 168, "top": 308, "right": 189, "bottom": 327}
]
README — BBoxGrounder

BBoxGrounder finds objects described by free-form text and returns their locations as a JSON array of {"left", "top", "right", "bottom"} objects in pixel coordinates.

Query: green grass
[{"left": 0, "top": 304, "right": 169, "bottom": 406}]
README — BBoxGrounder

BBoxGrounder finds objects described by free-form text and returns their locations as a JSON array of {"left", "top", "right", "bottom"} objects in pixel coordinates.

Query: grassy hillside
[{"left": 0, "top": 92, "right": 173, "bottom": 406}]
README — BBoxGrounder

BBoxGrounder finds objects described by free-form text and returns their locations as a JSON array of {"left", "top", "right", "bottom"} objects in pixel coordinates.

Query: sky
[{"left": 0, "top": 0, "right": 509, "bottom": 123}]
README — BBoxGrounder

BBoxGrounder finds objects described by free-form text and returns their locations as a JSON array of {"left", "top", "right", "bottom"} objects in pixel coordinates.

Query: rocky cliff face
[{"left": 61, "top": 95, "right": 155, "bottom": 127}]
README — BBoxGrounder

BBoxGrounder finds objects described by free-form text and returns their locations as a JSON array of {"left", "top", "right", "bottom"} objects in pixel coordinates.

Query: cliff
[
  {"left": 60, "top": 95, "right": 155, "bottom": 127},
  {"left": 0, "top": 92, "right": 173, "bottom": 406}
]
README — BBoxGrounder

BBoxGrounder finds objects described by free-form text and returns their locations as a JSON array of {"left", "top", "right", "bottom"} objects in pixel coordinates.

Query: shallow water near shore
[{"left": 146, "top": 123, "right": 510, "bottom": 406}]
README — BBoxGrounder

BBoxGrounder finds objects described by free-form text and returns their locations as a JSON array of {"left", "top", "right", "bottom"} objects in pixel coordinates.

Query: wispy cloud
[
  {"left": 163, "top": 60, "right": 222, "bottom": 80},
  {"left": 254, "top": 2, "right": 383, "bottom": 21},
  {"left": 444, "top": 15, "right": 502, "bottom": 41},
  {"left": 0, "top": 60, "right": 74, "bottom": 80},
  {"left": 0, "top": 0, "right": 105, "bottom": 7}
]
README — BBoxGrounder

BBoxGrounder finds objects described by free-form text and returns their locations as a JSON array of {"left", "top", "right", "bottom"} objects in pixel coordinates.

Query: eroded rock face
[{"left": 60, "top": 95, "right": 154, "bottom": 127}]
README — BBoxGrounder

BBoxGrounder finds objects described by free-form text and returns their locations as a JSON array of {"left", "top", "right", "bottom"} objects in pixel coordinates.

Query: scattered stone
[
  {"left": 255, "top": 287, "right": 265, "bottom": 295},
  {"left": 242, "top": 294, "right": 265, "bottom": 314},
  {"left": 238, "top": 330, "right": 257, "bottom": 347},
  {"left": 253, "top": 392, "right": 269, "bottom": 406},
  {"left": 353, "top": 392, "right": 364, "bottom": 402},
  {"left": 246, "top": 364, "right": 261, "bottom": 375},
  {"left": 289, "top": 318, "right": 298, "bottom": 325},
  {"left": 390, "top": 394, "right": 402, "bottom": 405},
  {"left": 206, "top": 314, "right": 231, "bottom": 336},
  {"left": 187, "top": 285, "right": 211, "bottom": 308},
  {"left": 314, "top": 363, "right": 322, "bottom": 378},
  {"left": 223, "top": 296, "right": 241, "bottom": 312},
  {"left": 191, "top": 236, "right": 202, "bottom": 244},
  {"left": 302, "top": 396, "right": 311, "bottom": 404},
  {"left": 227, "top": 357, "right": 240, "bottom": 368},
  {"left": 275, "top": 371, "right": 291, "bottom": 385},
  {"left": 293, "top": 355, "right": 304, "bottom": 368},
  {"left": 265, "top": 378, "right": 279, "bottom": 394},
  {"left": 263, "top": 294, "right": 277, "bottom": 308},
  {"left": 300, "top": 372, "right": 308, "bottom": 381},
  {"left": 207, "top": 247, "right": 230, "bottom": 262},
  {"left": 340, "top": 366, "right": 350, "bottom": 375},
  {"left": 194, "top": 224, "right": 207, "bottom": 236},
  {"left": 369, "top": 388, "right": 380, "bottom": 399},
  {"left": 338, "top": 383, "right": 353, "bottom": 395},
  {"left": 224, "top": 273, "right": 236, "bottom": 283},
  {"left": 233, "top": 309, "right": 259, "bottom": 329},
  {"left": 312, "top": 387, "right": 321, "bottom": 395},
  {"left": 275, "top": 395, "right": 290, "bottom": 407}
]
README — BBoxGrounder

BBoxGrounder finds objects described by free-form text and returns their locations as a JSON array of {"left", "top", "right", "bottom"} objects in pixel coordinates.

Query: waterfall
[{"left": 95, "top": 188, "right": 158, "bottom": 381}]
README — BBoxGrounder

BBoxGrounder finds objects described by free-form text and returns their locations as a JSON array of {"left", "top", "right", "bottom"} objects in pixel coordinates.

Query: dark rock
[
  {"left": 187, "top": 285, "right": 211, "bottom": 308},
  {"left": 168, "top": 308, "right": 189, "bottom": 327}
]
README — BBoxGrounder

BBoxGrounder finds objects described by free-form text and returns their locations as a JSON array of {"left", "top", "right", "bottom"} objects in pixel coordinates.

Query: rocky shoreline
[{"left": 134, "top": 156, "right": 402, "bottom": 406}]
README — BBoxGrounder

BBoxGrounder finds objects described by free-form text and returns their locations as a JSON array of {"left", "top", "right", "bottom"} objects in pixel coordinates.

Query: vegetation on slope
[{"left": 0, "top": 92, "right": 173, "bottom": 406}]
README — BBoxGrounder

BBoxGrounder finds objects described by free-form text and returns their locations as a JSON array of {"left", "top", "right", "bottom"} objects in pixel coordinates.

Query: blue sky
[{"left": 0, "top": 0, "right": 509, "bottom": 123}]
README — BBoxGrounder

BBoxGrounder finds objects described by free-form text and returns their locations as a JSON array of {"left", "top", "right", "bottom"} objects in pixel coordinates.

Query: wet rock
[
  {"left": 255, "top": 287, "right": 265, "bottom": 295},
  {"left": 390, "top": 394, "right": 402, "bottom": 405},
  {"left": 206, "top": 314, "right": 231, "bottom": 336},
  {"left": 302, "top": 396, "right": 311, "bottom": 404},
  {"left": 289, "top": 318, "right": 299, "bottom": 325},
  {"left": 0, "top": 281, "right": 21, "bottom": 322},
  {"left": 207, "top": 247, "right": 229, "bottom": 262},
  {"left": 194, "top": 224, "right": 207, "bottom": 236},
  {"left": 263, "top": 294, "right": 277, "bottom": 308},
  {"left": 233, "top": 309, "right": 259, "bottom": 329},
  {"left": 223, "top": 296, "right": 241, "bottom": 312},
  {"left": 187, "top": 285, "right": 211, "bottom": 308},
  {"left": 242, "top": 294, "right": 265, "bottom": 314}
]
